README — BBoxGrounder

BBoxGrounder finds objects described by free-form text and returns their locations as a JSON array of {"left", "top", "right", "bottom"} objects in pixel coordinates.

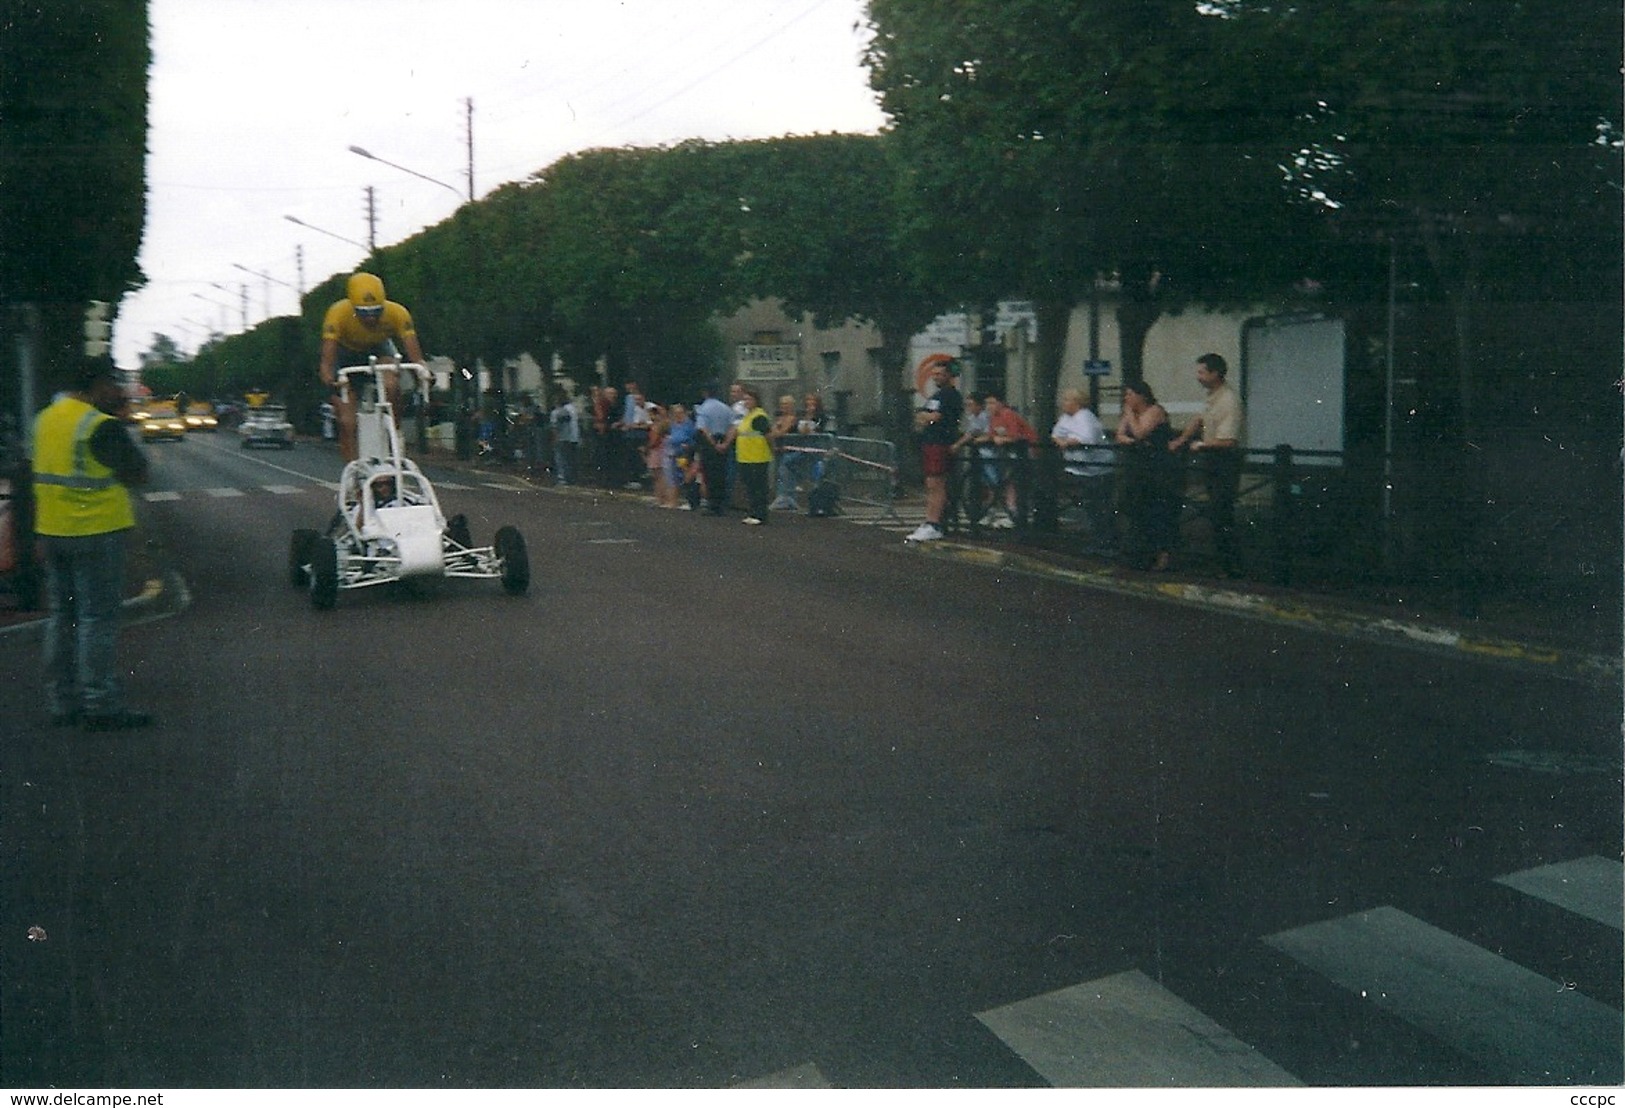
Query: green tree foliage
[
  {"left": 138, "top": 134, "right": 923, "bottom": 414},
  {"left": 1262, "top": 0, "right": 1623, "bottom": 435},
  {"left": 864, "top": 0, "right": 1621, "bottom": 436},
  {"left": 864, "top": 0, "right": 1319, "bottom": 420},
  {"left": 1, "top": 1, "right": 150, "bottom": 392},
  {"left": 724, "top": 134, "right": 941, "bottom": 432}
]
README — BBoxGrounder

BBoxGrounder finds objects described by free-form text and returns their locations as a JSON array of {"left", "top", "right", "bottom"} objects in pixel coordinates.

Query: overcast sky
[{"left": 115, "top": 0, "right": 887, "bottom": 367}]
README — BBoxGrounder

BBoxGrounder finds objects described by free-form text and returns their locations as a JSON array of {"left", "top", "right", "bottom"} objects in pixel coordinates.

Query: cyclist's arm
[{"left": 319, "top": 338, "right": 339, "bottom": 387}]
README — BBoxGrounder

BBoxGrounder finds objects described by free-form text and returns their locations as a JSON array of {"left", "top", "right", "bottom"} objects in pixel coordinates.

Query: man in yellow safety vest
[{"left": 32, "top": 361, "right": 154, "bottom": 731}]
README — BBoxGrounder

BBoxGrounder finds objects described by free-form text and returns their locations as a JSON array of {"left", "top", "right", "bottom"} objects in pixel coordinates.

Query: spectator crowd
[{"left": 465, "top": 351, "right": 1245, "bottom": 572}]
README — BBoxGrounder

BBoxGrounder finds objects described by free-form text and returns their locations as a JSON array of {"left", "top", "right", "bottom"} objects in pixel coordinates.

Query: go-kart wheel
[
  {"left": 288, "top": 528, "right": 318, "bottom": 587},
  {"left": 446, "top": 513, "right": 472, "bottom": 550},
  {"left": 495, "top": 525, "right": 529, "bottom": 596},
  {"left": 309, "top": 537, "right": 339, "bottom": 610}
]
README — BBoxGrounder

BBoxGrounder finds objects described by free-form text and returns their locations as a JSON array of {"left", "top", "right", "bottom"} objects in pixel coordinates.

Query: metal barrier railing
[
  {"left": 825, "top": 436, "right": 901, "bottom": 522},
  {"left": 937, "top": 440, "right": 1368, "bottom": 586}
]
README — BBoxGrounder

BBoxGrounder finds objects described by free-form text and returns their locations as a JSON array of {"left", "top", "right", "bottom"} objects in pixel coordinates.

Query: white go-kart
[{"left": 289, "top": 361, "right": 530, "bottom": 609}]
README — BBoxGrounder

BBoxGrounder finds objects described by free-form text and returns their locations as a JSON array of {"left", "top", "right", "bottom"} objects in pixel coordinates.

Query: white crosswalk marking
[
  {"left": 262, "top": 484, "right": 304, "bottom": 495},
  {"left": 976, "top": 970, "right": 1300, "bottom": 1087},
  {"left": 204, "top": 487, "right": 245, "bottom": 497},
  {"left": 1494, "top": 856, "right": 1623, "bottom": 931},
  {"left": 1265, "top": 905, "right": 1623, "bottom": 1084},
  {"left": 142, "top": 490, "right": 181, "bottom": 502}
]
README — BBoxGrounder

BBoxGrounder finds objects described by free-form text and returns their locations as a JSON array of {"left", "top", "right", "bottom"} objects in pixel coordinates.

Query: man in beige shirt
[{"left": 1170, "top": 353, "right": 1245, "bottom": 575}]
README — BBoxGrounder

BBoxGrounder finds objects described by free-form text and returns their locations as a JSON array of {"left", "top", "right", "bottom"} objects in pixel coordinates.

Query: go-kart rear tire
[
  {"left": 495, "top": 525, "right": 529, "bottom": 596},
  {"left": 309, "top": 538, "right": 339, "bottom": 610},
  {"left": 446, "top": 513, "right": 472, "bottom": 550},
  {"left": 289, "top": 528, "right": 318, "bottom": 587}
]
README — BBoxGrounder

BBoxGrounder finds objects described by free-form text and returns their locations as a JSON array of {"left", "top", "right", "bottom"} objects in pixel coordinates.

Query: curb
[{"left": 910, "top": 540, "right": 1621, "bottom": 687}]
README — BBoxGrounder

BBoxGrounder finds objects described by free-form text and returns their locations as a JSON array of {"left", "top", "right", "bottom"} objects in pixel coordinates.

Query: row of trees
[{"left": 155, "top": 0, "right": 1619, "bottom": 446}]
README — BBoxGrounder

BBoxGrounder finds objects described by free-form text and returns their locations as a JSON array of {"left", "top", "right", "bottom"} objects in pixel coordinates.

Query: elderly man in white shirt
[{"left": 1051, "top": 387, "right": 1116, "bottom": 548}]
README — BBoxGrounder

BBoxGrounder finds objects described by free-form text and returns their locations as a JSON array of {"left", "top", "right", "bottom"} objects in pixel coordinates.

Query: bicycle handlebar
[{"left": 337, "top": 361, "right": 431, "bottom": 387}]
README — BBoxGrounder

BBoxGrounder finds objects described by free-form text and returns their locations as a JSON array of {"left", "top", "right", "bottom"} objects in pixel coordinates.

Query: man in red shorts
[{"left": 906, "top": 359, "right": 963, "bottom": 542}]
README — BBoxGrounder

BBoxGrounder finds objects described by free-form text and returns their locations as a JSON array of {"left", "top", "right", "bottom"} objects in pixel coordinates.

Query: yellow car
[
  {"left": 134, "top": 405, "right": 187, "bottom": 442},
  {"left": 183, "top": 405, "right": 219, "bottom": 432}
]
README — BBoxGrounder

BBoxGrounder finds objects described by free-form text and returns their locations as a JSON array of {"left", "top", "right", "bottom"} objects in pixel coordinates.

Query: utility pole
[
  {"left": 464, "top": 97, "right": 475, "bottom": 201},
  {"left": 296, "top": 245, "right": 305, "bottom": 297},
  {"left": 364, "top": 186, "right": 377, "bottom": 253}
]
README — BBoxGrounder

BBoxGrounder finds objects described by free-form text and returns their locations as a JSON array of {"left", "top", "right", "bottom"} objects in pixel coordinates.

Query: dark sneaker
[{"left": 81, "top": 710, "right": 155, "bottom": 732}]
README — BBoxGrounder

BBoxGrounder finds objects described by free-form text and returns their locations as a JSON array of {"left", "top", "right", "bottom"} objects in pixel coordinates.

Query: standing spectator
[
  {"left": 1169, "top": 353, "right": 1245, "bottom": 576},
  {"left": 32, "top": 362, "right": 153, "bottom": 731},
  {"left": 905, "top": 360, "right": 963, "bottom": 543},
  {"left": 774, "top": 391, "right": 832, "bottom": 511},
  {"left": 1115, "top": 380, "right": 1181, "bottom": 571},
  {"left": 644, "top": 403, "right": 669, "bottom": 499},
  {"left": 1051, "top": 387, "right": 1115, "bottom": 545},
  {"left": 549, "top": 389, "right": 580, "bottom": 485},
  {"left": 726, "top": 382, "right": 748, "bottom": 507},
  {"left": 952, "top": 394, "right": 996, "bottom": 524},
  {"left": 693, "top": 382, "right": 734, "bottom": 516},
  {"left": 618, "top": 382, "right": 652, "bottom": 489},
  {"left": 718, "top": 386, "right": 773, "bottom": 524},
  {"left": 768, "top": 394, "right": 801, "bottom": 511},
  {"left": 983, "top": 394, "right": 1038, "bottom": 529},
  {"left": 593, "top": 385, "right": 620, "bottom": 486},
  {"left": 519, "top": 395, "right": 545, "bottom": 474},
  {"left": 660, "top": 402, "right": 698, "bottom": 509}
]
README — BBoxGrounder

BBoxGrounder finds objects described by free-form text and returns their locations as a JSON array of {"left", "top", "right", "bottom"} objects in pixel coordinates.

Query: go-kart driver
[{"left": 319, "top": 271, "right": 427, "bottom": 462}]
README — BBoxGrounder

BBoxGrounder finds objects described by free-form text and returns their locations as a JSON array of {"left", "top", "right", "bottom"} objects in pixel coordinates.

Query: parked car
[{"left": 239, "top": 404, "right": 294, "bottom": 449}]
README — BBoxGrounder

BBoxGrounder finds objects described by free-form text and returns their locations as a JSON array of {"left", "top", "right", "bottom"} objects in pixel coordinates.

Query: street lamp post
[
  {"left": 348, "top": 144, "right": 469, "bottom": 202},
  {"left": 233, "top": 262, "right": 299, "bottom": 320},
  {"left": 209, "top": 282, "right": 248, "bottom": 331},
  {"left": 284, "top": 214, "right": 370, "bottom": 252}
]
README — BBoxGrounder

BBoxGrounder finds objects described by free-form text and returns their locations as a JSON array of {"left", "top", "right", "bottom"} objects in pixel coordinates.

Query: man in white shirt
[{"left": 1170, "top": 353, "right": 1246, "bottom": 575}]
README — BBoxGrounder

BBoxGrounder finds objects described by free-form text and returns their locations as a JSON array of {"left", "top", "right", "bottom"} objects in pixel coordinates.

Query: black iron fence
[{"left": 936, "top": 439, "right": 1507, "bottom": 605}]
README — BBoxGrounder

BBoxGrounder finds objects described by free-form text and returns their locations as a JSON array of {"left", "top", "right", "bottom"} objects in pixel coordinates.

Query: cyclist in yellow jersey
[{"left": 319, "top": 271, "right": 427, "bottom": 462}]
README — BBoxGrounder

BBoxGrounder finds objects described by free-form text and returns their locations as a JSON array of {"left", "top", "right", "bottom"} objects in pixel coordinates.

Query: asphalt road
[{"left": 3, "top": 433, "right": 1620, "bottom": 1089}]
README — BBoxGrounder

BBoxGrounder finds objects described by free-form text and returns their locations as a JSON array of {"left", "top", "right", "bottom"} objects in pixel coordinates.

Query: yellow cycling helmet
[{"left": 347, "top": 272, "right": 387, "bottom": 320}]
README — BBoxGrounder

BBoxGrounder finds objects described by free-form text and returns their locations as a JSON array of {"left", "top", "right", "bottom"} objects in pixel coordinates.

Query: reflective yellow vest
[
  {"left": 735, "top": 407, "right": 772, "bottom": 464},
  {"left": 32, "top": 396, "right": 136, "bottom": 536}
]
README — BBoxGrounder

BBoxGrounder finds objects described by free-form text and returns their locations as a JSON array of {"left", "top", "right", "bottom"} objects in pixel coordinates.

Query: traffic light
[{"left": 83, "top": 300, "right": 112, "bottom": 358}]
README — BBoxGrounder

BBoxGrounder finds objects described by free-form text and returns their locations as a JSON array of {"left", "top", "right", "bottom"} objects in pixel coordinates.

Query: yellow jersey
[{"left": 321, "top": 298, "right": 417, "bottom": 354}]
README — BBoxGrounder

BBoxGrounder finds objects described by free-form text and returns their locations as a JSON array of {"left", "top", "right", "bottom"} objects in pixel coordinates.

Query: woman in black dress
[{"left": 1114, "top": 380, "right": 1182, "bottom": 571}]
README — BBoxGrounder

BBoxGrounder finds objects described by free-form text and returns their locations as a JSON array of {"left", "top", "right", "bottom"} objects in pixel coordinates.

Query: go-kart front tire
[
  {"left": 495, "top": 525, "right": 529, "bottom": 596},
  {"left": 309, "top": 538, "right": 339, "bottom": 610},
  {"left": 289, "top": 528, "right": 318, "bottom": 587}
]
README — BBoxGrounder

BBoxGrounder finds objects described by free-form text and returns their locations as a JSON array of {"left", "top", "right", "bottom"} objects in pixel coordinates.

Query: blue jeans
[
  {"left": 41, "top": 530, "right": 129, "bottom": 715},
  {"left": 776, "top": 450, "right": 822, "bottom": 500},
  {"left": 552, "top": 439, "right": 578, "bottom": 484}
]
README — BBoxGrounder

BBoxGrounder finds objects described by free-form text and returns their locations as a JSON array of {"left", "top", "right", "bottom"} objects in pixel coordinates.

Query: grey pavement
[{"left": 3, "top": 438, "right": 1617, "bottom": 689}]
